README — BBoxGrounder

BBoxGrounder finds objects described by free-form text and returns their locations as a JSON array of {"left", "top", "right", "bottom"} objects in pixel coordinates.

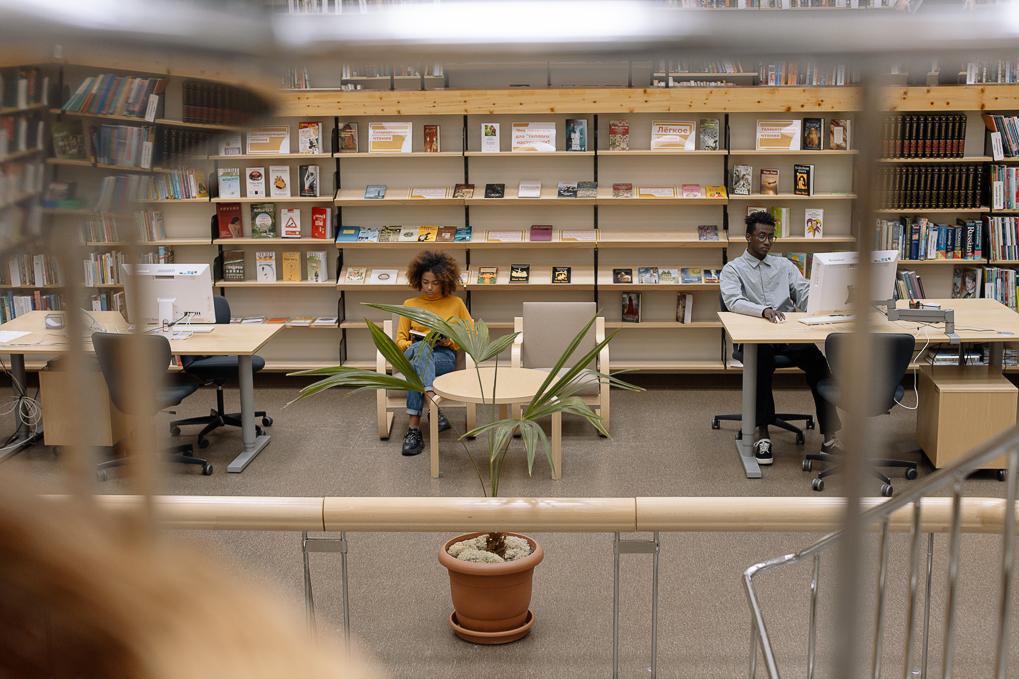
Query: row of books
[
  {"left": 94, "top": 124, "right": 154, "bottom": 168},
  {"left": 894, "top": 270, "right": 926, "bottom": 301},
  {"left": 138, "top": 210, "right": 167, "bottom": 241},
  {"left": 83, "top": 251, "right": 125, "bottom": 287},
  {"left": 62, "top": 74, "right": 166, "bottom": 119},
  {"left": 611, "top": 267, "right": 721, "bottom": 285},
  {"left": 145, "top": 168, "right": 209, "bottom": 201},
  {"left": 215, "top": 203, "right": 332, "bottom": 239},
  {"left": 2, "top": 254, "right": 61, "bottom": 287},
  {"left": 360, "top": 182, "right": 729, "bottom": 200},
  {"left": 985, "top": 115, "right": 1019, "bottom": 159},
  {"left": 0, "top": 67, "right": 49, "bottom": 110},
  {"left": 339, "top": 64, "right": 443, "bottom": 78},
  {"left": 216, "top": 122, "right": 323, "bottom": 155},
  {"left": 282, "top": 67, "right": 312, "bottom": 90},
  {"left": 738, "top": 205, "right": 825, "bottom": 240},
  {"left": 653, "top": 60, "right": 747, "bottom": 74},
  {"left": 991, "top": 164, "right": 1019, "bottom": 211},
  {"left": 337, "top": 225, "right": 472, "bottom": 243},
  {"left": 965, "top": 61, "right": 1019, "bottom": 85},
  {"left": 621, "top": 293, "right": 695, "bottom": 324},
  {"left": 96, "top": 174, "right": 147, "bottom": 212},
  {"left": 89, "top": 291, "right": 125, "bottom": 316},
  {"left": 181, "top": 80, "right": 259, "bottom": 126},
  {"left": 881, "top": 113, "right": 967, "bottom": 159},
  {"left": 0, "top": 160, "right": 43, "bottom": 205},
  {"left": 757, "top": 63, "right": 856, "bottom": 87},
  {"left": 985, "top": 216, "right": 1019, "bottom": 261},
  {"left": 218, "top": 165, "right": 320, "bottom": 199},
  {"left": 874, "top": 217, "right": 984, "bottom": 262},
  {"left": 878, "top": 165, "right": 985, "bottom": 210},
  {"left": 0, "top": 291, "right": 60, "bottom": 324},
  {"left": 155, "top": 127, "right": 216, "bottom": 165},
  {"left": 603, "top": 118, "right": 719, "bottom": 153},
  {"left": 983, "top": 267, "right": 1019, "bottom": 310},
  {"left": 222, "top": 250, "right": 330, "bottom": 283},
  {"left": 0, "top": 114, "right": 44, "bottom": 158}
]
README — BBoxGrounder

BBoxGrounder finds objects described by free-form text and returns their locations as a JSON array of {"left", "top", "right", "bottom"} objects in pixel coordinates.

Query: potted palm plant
[{"left": 290, "top": 302, "right": 638, "bottom": 644}]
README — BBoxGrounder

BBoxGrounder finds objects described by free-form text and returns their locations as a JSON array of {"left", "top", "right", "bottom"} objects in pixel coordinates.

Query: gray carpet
[{"left": 3, "top": 374, "right": 1014, "bottom": 678}]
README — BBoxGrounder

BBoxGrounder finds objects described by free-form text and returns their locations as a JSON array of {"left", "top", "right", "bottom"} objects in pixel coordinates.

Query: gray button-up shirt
[{"left": 720, "top": 250, "right": 810, "bottom": 317}]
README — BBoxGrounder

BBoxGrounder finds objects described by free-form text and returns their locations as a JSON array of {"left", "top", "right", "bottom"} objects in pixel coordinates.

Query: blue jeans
[{"left": 404, "top": 343, "right": 456, "bottom": 416}]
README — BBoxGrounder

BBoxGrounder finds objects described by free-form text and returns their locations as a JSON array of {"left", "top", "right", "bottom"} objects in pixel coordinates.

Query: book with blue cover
[{"left": 337, "top": 225, "right": 361, "bottom": 242}]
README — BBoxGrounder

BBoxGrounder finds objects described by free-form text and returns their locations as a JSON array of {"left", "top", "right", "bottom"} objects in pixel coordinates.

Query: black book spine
[{"left": 894, "top": 115, "right": 904, "bottom": 158}]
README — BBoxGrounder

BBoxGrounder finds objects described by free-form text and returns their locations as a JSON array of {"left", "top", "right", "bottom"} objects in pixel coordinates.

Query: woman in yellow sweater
[{"left": 397, "top": 251, "right": 473, "bottom": 456}]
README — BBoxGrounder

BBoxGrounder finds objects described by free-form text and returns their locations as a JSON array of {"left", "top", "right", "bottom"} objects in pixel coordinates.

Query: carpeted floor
[{"left": 2, "top": 374, "right": 1014, "bottom": 678}]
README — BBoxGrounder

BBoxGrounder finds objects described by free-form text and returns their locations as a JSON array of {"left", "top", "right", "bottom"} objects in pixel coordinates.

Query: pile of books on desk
[{"left": 925, "top": 346, "right": 986, "bottom": 366}]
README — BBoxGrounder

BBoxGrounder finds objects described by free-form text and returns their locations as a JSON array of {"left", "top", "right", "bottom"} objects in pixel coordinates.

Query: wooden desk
[
  {"left": 431, "top": 367, "right": 563, "bottom": 480},
  {"left": 718, "top": 299, "right": 1019, "bottom": 479},
  {"left": 0, "top": 311, "right": 283, "bottom": 472}
]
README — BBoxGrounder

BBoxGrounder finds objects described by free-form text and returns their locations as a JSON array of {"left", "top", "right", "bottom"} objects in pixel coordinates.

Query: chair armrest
[
  {"left": 377, "top": 320, "right": 392, "bottom": 373},
  {"left": 511, "top": 316, "right": 523, "bottom": 368},
  {"left": 596, "top": 317, "right": 609, "bottom": 374}
]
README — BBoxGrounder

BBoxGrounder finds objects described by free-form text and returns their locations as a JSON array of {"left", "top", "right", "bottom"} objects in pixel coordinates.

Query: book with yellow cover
[
  {"left": 755, "top": 120, "right": 801, "bottom": 151},
  {"left": 416, "top": 225, "right": 438, "bottom": 242},
  {"left": 282, "top": 252, "right": 301, "bottom": 282},
  {"left": 704, "top": 185, "right": 728, "bottom": 199},
  {"left": 368, "top": 121, "right": 413, "bottom": 153}
]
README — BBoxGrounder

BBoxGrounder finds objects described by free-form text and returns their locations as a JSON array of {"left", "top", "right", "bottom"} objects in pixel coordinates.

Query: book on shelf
[
  {"left": 423, "top": 124, "right": 440, "bottom": 153},
  {"left": 556, "top": 182, "right": 578, "bottom": 198},
  {"left": 378, "top": 225, "right": 402, "bottom": 242},
  {"left": 368, "top": 122, "right": 412, "bottom": 153},
  {"left": 287, "top": 317, "right": 313, "bottom": 327},
  {"left": 621, "top": 293, "right": 641, "bottom": 322},
  {"left": 577, "top": 181, "right": 597, "bottom": 198},
  {"left": 760, "top": 168, "right": 779, "bottom": 196},
  {"left": 364, "top": 184, "right": 386, "bottom": 199},
  {"left": 410, "top": 187, "right": 447, "bottom": 199},
  {"left": 246, "top": 167, "right": 266, "bottom": 198},
  {"left": 266, "top": 317, "right": 288, "bottom": 324},
  {"left": 681, "top": 184, "right": 704, "bottom": 198},
  {"left": 612, "top": 183, "right": 633, "bottom": 198},
  {"left": 247, "top": 126, "right": 290, "bottom": 155},
  {"left": 250, "top": 203, "right": 276, "bottom": 238},
  {"left": 51, "top": 120, "right": 86, "bottom": 160},
  {"left": 298, "top": 121, "right": 323, "bottom": 154},
  {"left": 560, "top": 229, "right": 596, "bottom": 242},
  {"left": 241, "top": 316, "right": 265, "bottom": 324},
  {"left": 699, "top": 118, "right": 719, "bottom": 151},
  {"left": 769, "top": 207, "right": 790, "bottom": 239},
  {"left": 299, "top": 165, "right": 319, "bottom": 197},
  {"left": 312, "top": 316, "right": 338, "bottom": 327},
  {"left": 43, "top": 180, "right": 78, "bottom": 209},
  {"left": 255, "top": 251, "right": 277, "bottom": 282},
  {"left": 368, "top": 268, "right": 399, "bottom": 285},
  {"left": 829, "top": 119, "right": 850, "bottom": 152},
  {"left": 306, "top": 251, "right": 328, "bottom": 282},
  {"left": 216, "top": 203, "right": 243, "bottom": 239},
  {"left": 137, "top": 210, "right": 166, "bottom": 241},
  {"left": 651, "top": 120, "right": 696, "bottom": 151},
  {"left": 703, "top": 269, "right": 720, "bottom": 284},
  {"left": 282, "top": 251, "right": 301, "bottom": 282},
  {"left": 481, "top": 123, "right": 500, "bottom": 152},
  {"left": 484, "top": 183, "right": 505, "bottom": 199},
  {"left": 337, "top": 225, "right": 360, "bottom": 242},
  {"left": 517, "top": 180, "right": 541, "bottom": 198},
  {"left": 529, "top": 225, "right": 553, "bottom": 241},
  {"left": 476, "top": 266, "right": 498, "bottom": 285},
  {"left": 756, "top": 120, "right": 801, "bottom": 151},
  {"left": 452, "top": 183, "right": 475, "bottom": 199},
  {"left": 509, "top": 264, "right": 530, "bottom": 283},
  {"left": 218, "top": 134, "right": 242, "bottom": 156},
  {"left": 705, "top": 185, "right": 727, "bottom": 200},
  {"left": 398, "top": 227, "right": 419, "bottom": 242},
  {"left": 269, "top": 165, "right": 291, "bottom": 198},
  {"left": 676, "top": 294, "right": 693, "bottom": 324},
  {"left": 659, "top": 268, "right": 679, "bottom": 285},
  {"left": 785, "top": 253, "right": 809, "bottom": 278},
  {"left": 436, "top": 226, "right": 457, "bottom": 242},
  {"left": 417, "top": 225, "right": 438, "bottom": 242},
  {"left": 878, "top": 165, "right": 984, "bottom": 210},
  {"left": 454, "top": 225, "right": 473, "bottom": 242},
  {"left": 280, "top": 208, "right": 302, "bottom": 238},
  {"left": 804, "top": 208, "right": 824, "bottom": 239},
  {"left": 338, "top": 122, "right": 358, "bottom": 153},
  {"left": 885, "top": 113, "right": 963, "bottom": 159},
  {"left": 609, "top": 119, "right": 630, "bottom": 151},
  {"left": 345, "top": 266, "right": 367, "bottom": 283},
  {"left": 357, "top": 227, "right": 380, "bottom": 242},
  {"left": 697, "top": 225, "right": 719, "bottom": 241},
  {"left": 638, "top": 186, "right": 675, "bottom": 198},
  {"left": 680, "top": 268, "right": 703, "bottom": 284},
  {"left": 218, "top": 168, "right": 241, "bottom": 199},
  {"left": 511, "top": 122, "right": 556, "bottom": 152},
  {"left": 637, "top": 267, "right": 659, "bottom": 285},
  {"left": 613, "top": 268, "right": 633, "bottom": 284},
  {"left": 551, "top": 266, "right": 572, "bottom": 284},
  {"left": 952, "top": 267, "right": 982, "bottom": 299},
  {"left": 793, "top": 164, "right": 814, "bottom": 196},
  {"left": 802, "top": 118, "right": 823, "bottom": 151},
  {"left": 565, "top": 118, "right": 588, "bottom": 152},
  {"left": 486, "top": 230, "right": 523, "bottom": 242},
  {"left": 732, "top": 165, "right": 752, "bottom": 196}
]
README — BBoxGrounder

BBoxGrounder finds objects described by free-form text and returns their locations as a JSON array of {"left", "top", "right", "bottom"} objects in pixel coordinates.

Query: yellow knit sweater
[{"left": 396, "top": 294, "right": 473, "bottom": 351}]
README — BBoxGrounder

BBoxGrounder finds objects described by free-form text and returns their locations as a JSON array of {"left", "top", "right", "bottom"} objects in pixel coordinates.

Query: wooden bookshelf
[
  {"left": 0, "top": 148, "right": 43, "bottom": 162},
  {"left": 597, "top": 149, "right": 726, "bottom": 157},
  {"left": 896, "top": 259, "right": 987, "bottom": 267},
  {"left": 335, "top": 189, "right": 462, "bottom": 206},
  {"left": 463, "top": 151, "right": 594, "bottom": 157},
  {"left": 142, "top": 198, "right": 210, "bottom": 204},
  {"left": 84, "top": 238, "right": 211, "bottom": 247},
  {"left": 465, "top": 191, "right": 599, "bottom": 206},
  {"left": 209, "top": 153, "right": 331, "bottom": 161},
  {"left": 729, "top": 193, "right": 857, "bottom": 201},
  {"left": 46, "top": 157, "right": 93, "bottom": 167},
  {"left": 216, "top": 238, "right": 334, "bottom": 245},
  {"left": 0, "top": 103, "right": 46, "bottom": 116},
  {"left": 215, "top": 280, "right": 336, "bottom": 288},
  {"left": 212, "top": 196, "right": 332, "bottom": 204}
]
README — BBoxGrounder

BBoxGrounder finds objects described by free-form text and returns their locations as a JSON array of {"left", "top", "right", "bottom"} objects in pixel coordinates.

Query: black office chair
[
  {"left": 802, "top": 332, "right": 919, "bottom": 497},
  {"left": 712, "top": 296, "right": 815, "bottom": 444},
  {"left": 92, "top": 331, "right": 212, "bottom": 480},
  {"left": 170, "top": 296, "right": 272, "bottom": 449}
]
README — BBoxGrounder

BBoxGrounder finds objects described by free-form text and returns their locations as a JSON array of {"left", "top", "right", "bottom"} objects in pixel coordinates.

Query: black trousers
[{"left": 755, "top": 343, "right": 841, "bottom": 436}]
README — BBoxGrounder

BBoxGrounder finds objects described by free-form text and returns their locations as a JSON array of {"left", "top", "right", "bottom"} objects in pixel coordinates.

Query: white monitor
[
  {"left": 122, "top": 263, "right": 215, "bottom": 325},
  {"left": 806, "top": 250, "right": 899, "bottom": 314}
]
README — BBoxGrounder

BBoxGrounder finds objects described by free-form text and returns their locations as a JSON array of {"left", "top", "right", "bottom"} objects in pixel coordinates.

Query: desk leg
[
  {"left": 0, "top": 353, "right": 40, "bottom": 463},
  {"left": 429, "top": 397, "right": 439, "bottom": 478},
  {"left": 737, "top": 344, "right": 762, "bottom": 479},
  {"left": 551, "top": 411, "right": 562, "bottom": 480},
  {"left": 227, "top": 355, "right": 270, "bottom": 473}
]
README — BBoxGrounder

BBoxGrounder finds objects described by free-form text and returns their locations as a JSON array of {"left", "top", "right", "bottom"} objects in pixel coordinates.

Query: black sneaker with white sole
[
  {"left": 821, "top": 438, "right": 841, "bottom": 454},
  {"left": 402, "top": 427, "right": 424, "bottom": 456},
  {"left": 753, "top": 438, "right": 774, "bottom": 465}
]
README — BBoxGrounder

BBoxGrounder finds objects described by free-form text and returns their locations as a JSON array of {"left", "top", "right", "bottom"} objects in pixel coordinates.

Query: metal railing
[{"left": 744, "top": 424, "right": 1019, "bottom": 679}]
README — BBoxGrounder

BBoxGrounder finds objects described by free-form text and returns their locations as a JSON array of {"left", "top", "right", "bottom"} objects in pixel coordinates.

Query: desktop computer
[
  {"left": 806, "top": 250, "right": 899, "bottom": 314},
  {"left": 122, "top": 263, "right": 216, "bottom": 326}
]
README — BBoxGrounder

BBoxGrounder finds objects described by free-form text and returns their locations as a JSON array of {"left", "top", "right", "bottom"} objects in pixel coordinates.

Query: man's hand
[{"left": 762, "top": 307, "right": 785, "bottom": 323}]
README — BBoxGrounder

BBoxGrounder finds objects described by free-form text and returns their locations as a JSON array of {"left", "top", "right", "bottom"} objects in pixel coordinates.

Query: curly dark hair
[
  {"left": 406, "top": 250, "right": 461, "bottom": 297},
  {"left": 745, "top": 210, "right": 776, "bottom": 236}
]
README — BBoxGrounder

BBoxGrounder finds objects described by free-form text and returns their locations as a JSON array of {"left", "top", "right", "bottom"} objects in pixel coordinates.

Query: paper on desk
[{"left": 0, "top": 331, "right": 31, "bottom": 343}]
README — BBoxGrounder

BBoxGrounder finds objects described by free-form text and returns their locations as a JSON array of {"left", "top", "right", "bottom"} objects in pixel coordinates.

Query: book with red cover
[
  {"left": 529, "top": 224, "right": 553, "bottom": 241},
  {"left": 216, "top": 202, "right": 242, "bottom": 238},
  {"left": 311, "top": 207, "right": 331, "bottom": 239}
]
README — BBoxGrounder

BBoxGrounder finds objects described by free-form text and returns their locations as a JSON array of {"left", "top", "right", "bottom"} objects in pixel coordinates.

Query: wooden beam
[{"left": 883, "top": 85, "right": 1019, "bottom": 112}]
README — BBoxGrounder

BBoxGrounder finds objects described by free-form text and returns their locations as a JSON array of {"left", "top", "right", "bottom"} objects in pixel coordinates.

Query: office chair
[
  {"left": 92, "top": 331, "right": 212, "bottom": 480},
  {"left": 712, "top": 295, "right": 814, "bottom": 443},
  {"left": 170, "top": 296, "right": 272, "bottom": 449},
  {"left": 802, "top": 332, "right": 919, "bottom": 497}
]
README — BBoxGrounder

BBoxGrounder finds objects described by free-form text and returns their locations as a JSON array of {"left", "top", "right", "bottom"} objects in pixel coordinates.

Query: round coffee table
[{"left": 429, "top": 367, "right": 562, "bottom": 480}]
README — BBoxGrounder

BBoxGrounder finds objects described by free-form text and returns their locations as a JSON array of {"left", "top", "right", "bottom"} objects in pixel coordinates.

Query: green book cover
[{"left": 250, "top": 203, "right": 276, "bottom": 238}]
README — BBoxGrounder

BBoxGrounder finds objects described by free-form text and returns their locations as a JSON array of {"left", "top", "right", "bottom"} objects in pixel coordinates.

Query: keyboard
[{"left": 798, "top": 314, "right": 855, "bottom": 326}]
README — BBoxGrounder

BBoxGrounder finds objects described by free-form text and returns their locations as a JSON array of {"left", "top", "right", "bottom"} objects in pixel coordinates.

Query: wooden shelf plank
[
  {"left": 85, "top": 238, "right": 212, "bottom": 246},
  {"left": 882, "top": 85, "right": 1019, "bottom": 112},
  {"left": 142, "top": 198, "right": 210, "bottom": 204},
  {"left": 601, "top": 283, "right": 720, "bottom": 292},
  {"left": 0, "top": 103, "right": 46, "bottom": 116},
  {"left": 334, "top": 151, "right": 463, "bottom": 158},
  {"left": 0, "top": 191, "right": 39, "bottom": 209},
  {"left": 605, "top": 321, "right": 723, "bottom": 329},
  {"left": 155, "top": 118, "right": 245, "bottom": 132},
  {"left": 879, "top": 156, "right": 993, "bottom": 164},
  {"left": 464, "top": 151, "right": 594, "bottom": 157},
  {"left": 727, "top": 235, "right": 856, "bottom": 245},
  {"left": 0, "top": 148, "right": 43, "bottom": 162},
  {"left": 596, "top": 239, "right": 724, "bottom": 249},
  {"left": 729, "top": 149, "right": 859, "bottom": 156},
  {"left": 610, "top": 360, "right": 726, "bottom": 372},
  {"left": 729, "top": 193, "right": 856, "bottom": 201},
  {"left": 876, "top": 207, "right": 987, "bottom": 214},
  {"left": 215, "top": 280, "right": 336, "bottom": 288},
  {"left": 215, "top": 238, "right": 335, "bottom": 245},
  {"left": 46, "top": 157, "right": 94, "bottom": 167},
  {"left": 50, "top": 108, "right": 150, "bottom": 123},
  {"left": 597, "top": 150, "right": 727, "bottom": 157},
  {"left": 335, "top": 240, "right": 469, "bottom": 249},
  {"left": 467, "top": 283, "right": 596, "bottom": 291},
  {"left": 212, "top": 196, "right": 331, "bottom": 203},
  {"left": 897, "top": 259, "right": 987, "bottom": 266},
  {"left": 209, "top": 153, "right": 330, "bottom": 161}
]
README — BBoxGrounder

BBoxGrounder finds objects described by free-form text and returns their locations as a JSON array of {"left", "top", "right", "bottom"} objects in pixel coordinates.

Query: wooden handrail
[{"left": 48, "top": 495, "right": 1017, "bottom": 535}]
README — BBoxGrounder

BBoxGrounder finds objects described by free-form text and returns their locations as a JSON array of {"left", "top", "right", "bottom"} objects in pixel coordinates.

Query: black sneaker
[
  {"left": 437, "top": 412, "right": 450, "bottom": 432},
  {"left": 402, "top": 427, "right": 424, "bottom": 456},
  {"left": 753, "top": 438, "right": 773, "bottom": 466},
  {"left": 821, "top": 437, "right": 841, "bottom": 454}
]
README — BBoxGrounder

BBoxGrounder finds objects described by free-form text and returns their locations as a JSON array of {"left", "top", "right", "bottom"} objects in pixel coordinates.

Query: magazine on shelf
[
  {"left": 511, "top": 122, "right": 556, "bottom": 152},
  {"left": 650, "top": 120, "right": 696, "bottom": 151},
  {"left": 298, "top": 121, "right": 323, "bottom": 154},
  {"left": 246, "top": 126, "right": 290, "bottom": 155},
  {"left": 368, "top": 122, "right": 413, "bottom": 153},
  {"left": 756, "top": 120, "right": 801, "bottom": 151}
]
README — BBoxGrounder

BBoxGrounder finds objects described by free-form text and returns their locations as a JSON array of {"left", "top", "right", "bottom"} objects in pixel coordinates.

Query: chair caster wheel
[
  {"left": 736, "top": 431, "right": 742, "bottom": 440},
  {"left": 806, "top": 419, "right": 816, "bottom": 430},
  {"left": 97, "top": 470, "right": 108, "bottom": 482},
  {"left": 811, "top": 478, "right": 824, "bottom": 492},
  {"left": 197, "top": 438, "right": 210, "bottom": 450},
  {"left": 796, "top": 433, "right": 805, "bottom": 445},
  {"left": 905, "top": 467, "right": 918, "bottom": 481},
  {"left": 170, "top": 425, "right": 181, "bottom": 436},
  {"left": 802, "top": 459, "right": 813, "bottom": 472},
  {"left": 256, "top": 426, "right": 264, "bottom": 436},
  {"left": 711, "top": 419, "right": 720, "bottom": 430},
  {"left": 202, "top": 463, "right": 213, "bottom": 476},
  {"left": 881, "top": 483, "right": 894, "bottom": 497},
  {"left": 262, "top": 416, "right": 273, "bottom": 427},
  {"left": 998, "top": 469, "right": 1008, "bottom": 482}
]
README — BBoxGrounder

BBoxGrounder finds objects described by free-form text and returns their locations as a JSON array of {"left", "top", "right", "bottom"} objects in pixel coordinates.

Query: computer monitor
[
  {"left": 122, "top": 263, "right": 216, "bottom": 325},
  {"left": 806, "top": 250, "right": 899, "bottom": 314}
]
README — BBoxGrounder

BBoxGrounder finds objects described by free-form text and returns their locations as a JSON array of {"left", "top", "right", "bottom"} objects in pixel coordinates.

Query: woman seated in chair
[{"left": 397, "top": 250, "right": 473, "bottom": 456}]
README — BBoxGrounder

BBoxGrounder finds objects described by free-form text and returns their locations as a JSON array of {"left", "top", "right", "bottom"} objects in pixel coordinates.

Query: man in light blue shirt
[{"left": 720, "top": 211, "right": 840, "bottom": 466}]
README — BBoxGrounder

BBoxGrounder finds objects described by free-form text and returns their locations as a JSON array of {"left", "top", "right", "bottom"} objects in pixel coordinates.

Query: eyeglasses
[{"left": 751, "top": 232, "right": 776, "bottom": 242}]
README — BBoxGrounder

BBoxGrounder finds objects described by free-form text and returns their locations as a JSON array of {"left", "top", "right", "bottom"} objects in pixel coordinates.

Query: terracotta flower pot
[{"left": 438, "top": 532, "right": 544, "bottom": 645}]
